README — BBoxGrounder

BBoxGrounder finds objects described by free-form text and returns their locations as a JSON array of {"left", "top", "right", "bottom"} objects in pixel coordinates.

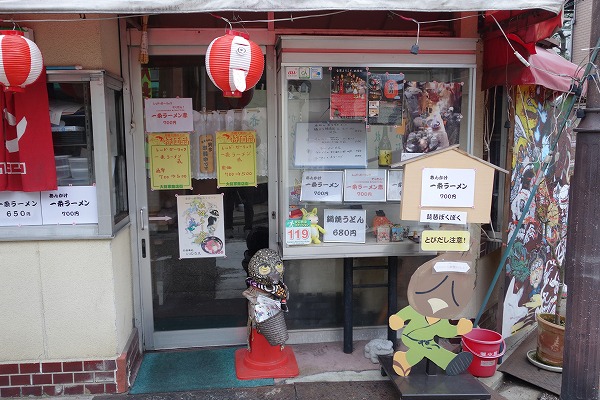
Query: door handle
[{"left": 140, "top": 207, "right": 146, "bottom": 231}]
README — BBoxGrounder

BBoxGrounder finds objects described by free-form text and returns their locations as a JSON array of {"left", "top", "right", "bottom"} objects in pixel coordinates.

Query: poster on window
[
  {"left": 148, "top": 133, "right": 192, "bottom": 190},
  {"left": 177, "top": 194, "right": 225, "bottom": 259},
  {"left": 215, "top": 131, "right": 257, "bottom": 188},
  {"left": 330, "top": 67, "right": 367, "bottom": 120},
  {"left": 403, "top": 81, "right": 463, "bottom": 155},
  {"left": 367, "top": 73, "right": 405, "bottom": 126}
]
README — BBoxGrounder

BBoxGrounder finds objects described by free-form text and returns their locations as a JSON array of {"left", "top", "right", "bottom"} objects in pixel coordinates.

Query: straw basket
[{"left": 256, "top": 310, "right": 288, "bottom": 346}]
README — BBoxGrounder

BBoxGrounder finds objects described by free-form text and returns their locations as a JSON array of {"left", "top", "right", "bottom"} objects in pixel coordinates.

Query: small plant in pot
[{"left": 534, "top": 195, "right": 566, "bottom": 368}]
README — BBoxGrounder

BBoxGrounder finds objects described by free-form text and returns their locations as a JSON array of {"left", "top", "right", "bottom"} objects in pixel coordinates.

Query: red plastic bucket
[{"left": 461, "top": 328, "right": 506, "bottom": 377}]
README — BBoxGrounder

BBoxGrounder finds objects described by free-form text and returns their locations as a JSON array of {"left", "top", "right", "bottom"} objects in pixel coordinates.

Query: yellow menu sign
[
  {"left": 215, "top": 131, "right": 257, "bottom": 187},
  {"left": 148, "top": 133, "right": 192, "bottom": 190},
  {"left": 420, "top": 230, "right": 470, "bottom": 252}
]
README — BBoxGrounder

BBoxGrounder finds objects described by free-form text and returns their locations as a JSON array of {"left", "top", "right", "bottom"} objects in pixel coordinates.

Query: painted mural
[{"left": 502, "top": 85, "right": 575, "bottom": 338}]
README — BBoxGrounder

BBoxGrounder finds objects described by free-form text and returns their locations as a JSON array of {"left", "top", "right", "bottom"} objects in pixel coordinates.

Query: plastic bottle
[{"left": 378, "top": 129, "right": 392, "bottom": 167}]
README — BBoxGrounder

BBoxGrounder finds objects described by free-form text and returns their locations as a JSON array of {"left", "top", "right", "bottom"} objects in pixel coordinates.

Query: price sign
[
  {"left": 285, "top": 219, "right": 311, "bottom": 245},
  {"left": 322, "top": 209, "right": 366, "bottom": 243}
]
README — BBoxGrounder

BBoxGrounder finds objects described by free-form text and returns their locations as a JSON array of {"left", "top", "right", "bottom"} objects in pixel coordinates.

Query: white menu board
[
  {"left": 421, "top": 168, "right": 476, "bottom": 208},
  {"left": 0, "top": 191, "right": 43, "bottom": 226},
  {"left": 323, "top": 208, "right": 366, "bottom": 243},
  {"left": 41, "top": 186, "right": 98, "bottom": 225},
  {"left": 144, "top": 98, "right": 194, "bottom": 133},
  {"left": 300, "top": 170, "right": 344, "bottom": 202},
  {"left": 343, "top": 169, "right": 387, "bottom": 202},
  {"left": 294, "top": 122, "right": 367, "bottom": 167}
]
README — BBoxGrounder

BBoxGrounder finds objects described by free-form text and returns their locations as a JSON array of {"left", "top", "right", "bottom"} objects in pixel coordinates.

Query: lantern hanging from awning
[
  {"left": 0, "top": 30, "right": 44, "bottom": 92},
  {"left": 205, "top": 30, "right": 264, "bottom": 98}
]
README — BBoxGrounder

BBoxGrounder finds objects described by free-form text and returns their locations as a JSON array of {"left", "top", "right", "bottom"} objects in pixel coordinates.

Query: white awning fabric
[{"left": 0, "top": 0, "right": 565, "bottom": 14}]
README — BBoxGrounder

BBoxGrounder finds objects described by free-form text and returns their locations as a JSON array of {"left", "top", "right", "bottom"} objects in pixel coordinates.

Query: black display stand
[{"left": 378, "top": 355, "right": 491, "bottom": 399}]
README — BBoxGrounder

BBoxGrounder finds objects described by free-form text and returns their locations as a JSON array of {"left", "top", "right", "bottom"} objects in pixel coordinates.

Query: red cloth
[{"left": 0, "top": 71, "right": 57, "bottom": 192}]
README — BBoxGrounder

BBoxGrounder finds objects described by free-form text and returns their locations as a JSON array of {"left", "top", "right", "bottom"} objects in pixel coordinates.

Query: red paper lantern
[
  {"left": 205, "top": 30, "right": 264, "bottom": 98},
  {"left": 0, "top": 30, "right": 43, "bottom": 92}
]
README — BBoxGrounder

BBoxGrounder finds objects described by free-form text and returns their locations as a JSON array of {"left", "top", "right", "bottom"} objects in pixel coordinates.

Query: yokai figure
[{"left": 389, "top": 252, "right": 476, "bottom": 376}]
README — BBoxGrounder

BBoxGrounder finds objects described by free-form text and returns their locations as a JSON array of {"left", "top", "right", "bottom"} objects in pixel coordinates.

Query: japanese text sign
[
  {"left": 300, "top": 171, "right": 343, "bottom": 202},
  {"left": 420, "top": 168, "right": 475, "bottom": 208},
  {"left": 323, "top": 209, "right": 366, "bottom": 243},
  {"left": 294, "top": 122, "right": 367, "bottom": 168},
  {"left": 344, "top": 169, "right": 387, "bottom": 202},
  {"left": 216, "top": 131, "right": 257, "bottom": 188},
  {"left": 41, "top": 186, "right": 98, "bottom": 225},
  {"left": 148, "top": 133, "right": 192, "bottom": 190},
  {"left": 420, "top": 230, "right": 470, "bottom": 252},
  {"left": 285, "top": 219, "right": 312, "bottom": 245},
  {"left": 420, "top": 210, "right": 467, "bottom": 225},
  {"left": 144, "top": 98, "right": 193, "bottom": 133},
  {"left": 387, "top": 169, "right": 403, "bottom": 201},
  {"left": 0, "top": 191, "right": 42, "bottom": 226}
]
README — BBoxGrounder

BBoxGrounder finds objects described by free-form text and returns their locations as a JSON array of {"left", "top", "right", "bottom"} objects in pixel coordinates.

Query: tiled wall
[{"left": 0, "top": 329, "right": 141, "bottom": 398}]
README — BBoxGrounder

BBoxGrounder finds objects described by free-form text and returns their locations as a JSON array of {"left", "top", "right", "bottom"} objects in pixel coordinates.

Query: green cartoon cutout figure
[{"left": 389, "top": 252, "right": 476, "bottom": 376}]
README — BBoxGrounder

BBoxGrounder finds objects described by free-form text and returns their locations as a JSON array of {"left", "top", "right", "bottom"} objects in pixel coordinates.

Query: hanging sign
[
  {"left": 323, "top": 208, "right": 366, "bottom": 243},
  {"left": 420, "top": 168, "right": 475, "bottom": 208},
  {"left": 144, "top": 98, "right": 193, "bottom": 133},
  {"left": 148, "top": 133, "right": 192, "bottom": 190},
  {"left": 344, "top": 169, "right": 386, "bottom": 202},
  {"left": 0, "top": 191, "right": 42, "bottom": 226},
  {"left": 420, "top": 230, "right": 470, "bottom": 252},
  {"left": 41, "top": 186, "right": 98, "bottom": 225},
  {"left": 177, "top": 194, "right": 225, "bottom": 259},
  {"left": 285, "top": 219, "right": 312, "bottom": 245},
  {"left": 215, "top": 130, "right": 257, "bottom": 187},
  {"left": 420, "top": 210, "right": 467, "bottom": 225},
  {"left": 300, "top": 170, "right": 343, "bottom": 202}
]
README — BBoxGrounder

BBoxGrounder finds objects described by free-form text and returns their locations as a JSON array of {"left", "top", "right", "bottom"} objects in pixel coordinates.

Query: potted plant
[{"left": 534, "top": 193, "right": 566, "bottom": 368}]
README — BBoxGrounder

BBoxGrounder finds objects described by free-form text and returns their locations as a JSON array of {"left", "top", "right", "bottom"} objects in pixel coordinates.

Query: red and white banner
[{"left": 0, "top": 71, "right": 57, "bottom": 192}]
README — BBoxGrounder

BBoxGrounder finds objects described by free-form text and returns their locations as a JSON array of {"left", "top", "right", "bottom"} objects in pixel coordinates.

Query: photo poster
[
  {"left": 148, "top": 133, "right": 192, "bottom": 190},
  {"left": 330, "top": 67, "right": 368, "bottom": 120},
  {"left": 215, "top": 131, "right": 257, "bottom": 188},
  {"left": 403, "top": 81, "right": 463, "bottom": 154},
  {"left": 294, "top": 122, "right": 367, "bottom": 168},
  {"left": 177, "top": 194, "right": 225, "bottom": 259},
  {"left": 367, "top": 73, "right": 405, "bottom": 126}
]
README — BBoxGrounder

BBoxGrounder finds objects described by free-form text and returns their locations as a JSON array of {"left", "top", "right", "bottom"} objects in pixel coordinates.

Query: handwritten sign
[
  {"left": 285, "top": 219, "right": 312, "bottom": 245},
  {"left": 387, "top": 169, "right": 403, "bottom": 201},
  {"left": 148, "top": 133, "right": 192, "bottom": 190},
  {"left": 323, "top": 209, "right": 366, "bottom": 243},
  {"left": 144, "top": 98, "right": 193, "bottom": 133},
  {"left": 294, "top": 122, "right": 367, "bottom": 168},
  {"left": 420, "top": 210, "right": 467, "bottom": 225},
  {"left": 420, "top": 230, "right": 470, "bottom": 252},
  {"left": 344, "top": 169, "right": 387, "bottom": 202},
  {"left": 216, "top": 131, "right": 257, "bottom": 188},
  {"left": 300, "top": 171, "right": 343, "bottom": 202},
  {"left": 41, "top": 186, "right": 98, "bottom": 225},
  {"left": 0, "top": 191, "right": 42, "bottom": 226},
  {"left": 421, "top": 168, "right": 475, "bottom": 208}
]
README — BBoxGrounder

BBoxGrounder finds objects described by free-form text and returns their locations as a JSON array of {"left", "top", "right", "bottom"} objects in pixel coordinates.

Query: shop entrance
[{"left": 132, "top": 54, "right": 271, "bottom": 349}]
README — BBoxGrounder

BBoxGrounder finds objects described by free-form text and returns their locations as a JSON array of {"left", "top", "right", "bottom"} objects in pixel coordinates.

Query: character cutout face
[{"left": 407, "top": 253, "right": 476, "bottom": 319}]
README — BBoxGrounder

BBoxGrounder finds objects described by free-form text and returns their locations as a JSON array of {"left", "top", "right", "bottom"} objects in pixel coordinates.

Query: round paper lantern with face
[
  {"left": 205, "top": 30, "right": 264, "bottom": 98},
  {"left": 389, "top": 252, "right": 476, "bottom": 376},
  {"left": 0, "top": 30, "right": 43, "bottom": 92}
]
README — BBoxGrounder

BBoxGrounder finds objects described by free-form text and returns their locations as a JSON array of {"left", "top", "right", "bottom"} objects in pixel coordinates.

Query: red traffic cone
[{"left": 235, "top": 328, "right": 299, "bottom": 379}]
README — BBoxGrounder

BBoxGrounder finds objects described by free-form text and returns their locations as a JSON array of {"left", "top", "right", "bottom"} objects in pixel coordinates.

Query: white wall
[{"left": 0, "top": 227, "right": 132, "bottom": 361}]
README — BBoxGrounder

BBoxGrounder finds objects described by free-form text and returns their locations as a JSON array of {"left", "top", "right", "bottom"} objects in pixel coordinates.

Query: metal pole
[
  {"left": 343, "top": 257, "right": 353, "bottom": 354},
  {"left": 561, "top": 1, "right": 600, "bottom": 397},
  {"left": 387, "top": 256, "right": 399, "bottom": 348}
]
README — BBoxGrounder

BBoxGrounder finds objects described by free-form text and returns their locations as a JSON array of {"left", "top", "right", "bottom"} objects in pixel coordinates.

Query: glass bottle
[{"left": 378, "top": 129, "right": 392, "bottom": 167}]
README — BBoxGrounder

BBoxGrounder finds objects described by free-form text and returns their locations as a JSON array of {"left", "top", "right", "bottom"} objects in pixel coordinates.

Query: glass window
[{"left": 281, "top": 66, "right": 472, "bottom": 259}]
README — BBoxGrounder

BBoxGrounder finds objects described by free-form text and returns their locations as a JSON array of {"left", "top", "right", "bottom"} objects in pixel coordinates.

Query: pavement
[{"left": 47, "top": 323, "right": 561, "bottom": 400}]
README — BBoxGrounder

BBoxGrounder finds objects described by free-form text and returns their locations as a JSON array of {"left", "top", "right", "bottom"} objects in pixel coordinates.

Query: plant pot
[{"left": 536, "top": 312, "right": 565, "bottom": 367}]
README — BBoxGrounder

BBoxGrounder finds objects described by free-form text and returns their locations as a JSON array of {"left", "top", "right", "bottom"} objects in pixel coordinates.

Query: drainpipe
[{"left": 561, "top": 0, "right": 600, "bottom": 398}]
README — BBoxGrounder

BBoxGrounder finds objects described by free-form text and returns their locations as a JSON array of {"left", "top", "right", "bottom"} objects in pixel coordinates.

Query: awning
[
  {"left": 482, "top": 42, "right": 582, "bottom": 93},
  {"left": 0, "top": 0, "right": 565, "bottom": 14}
]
